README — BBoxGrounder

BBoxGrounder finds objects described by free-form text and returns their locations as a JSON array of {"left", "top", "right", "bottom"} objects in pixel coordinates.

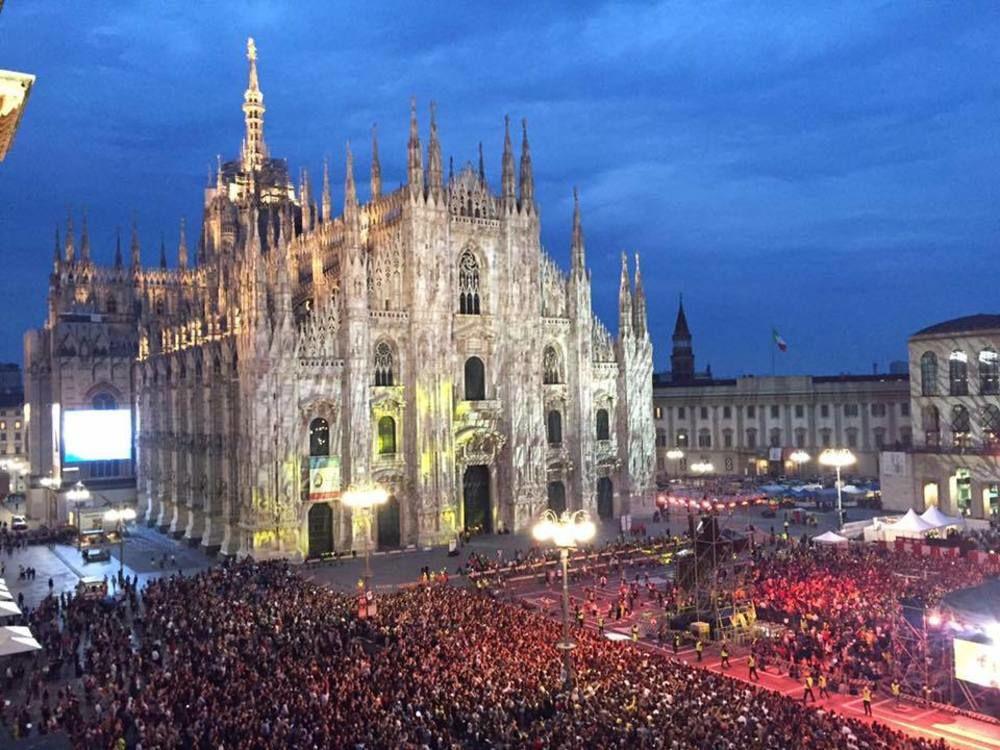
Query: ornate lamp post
[
  {"left": 691, "top": 461, "right": 714, "bottom": 475},
  {"left": 342, "top": 484, "right": 388, "bottom": 605},
  {"left": 103, "top": 506, "right": 137, "bottom": 581},
  {"left": 819, "top": 448, "right": 855, "bottom": 527},
  {"left": 790, "top": 450, "right": 810, "bottom": 479},
  {"left": 39, "top": 474, "right": 62, "bottom": 527},
  {"left": 666, "top": 448, "right": 684, "bottom": 478},
  {"left": 532, "top": 509, "right": 596, "bottom": 691}
]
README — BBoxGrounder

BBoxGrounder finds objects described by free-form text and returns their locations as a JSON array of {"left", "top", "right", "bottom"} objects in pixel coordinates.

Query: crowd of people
[
  {"left": 0, "top": 557, "right": 958, "bottom": 749},
  {"left": 749, "top": 545, "right": 1000, "bottom": 696}
]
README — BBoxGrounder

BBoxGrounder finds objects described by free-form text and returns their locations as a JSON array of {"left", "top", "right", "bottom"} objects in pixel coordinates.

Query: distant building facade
[
  {"left": 653, "top": 302, "right": 911, "bottom": 481},
  {"left": 881, "top": 315, "right": 1000, "bottom": 520},
  {"left": 0, "top": 365, "right": 27, "bottom": 496},
  {"left": 0, "top": 69, "right": 35, "bottom": 161}
]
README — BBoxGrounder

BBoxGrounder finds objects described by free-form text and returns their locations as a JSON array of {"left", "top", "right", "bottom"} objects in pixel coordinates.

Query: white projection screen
[
  {"left": 63, "top": 409, "right": 132, "bottom": 462},
  {"left": 954, "top": 638, "right": 1000, "bottom": 689}
]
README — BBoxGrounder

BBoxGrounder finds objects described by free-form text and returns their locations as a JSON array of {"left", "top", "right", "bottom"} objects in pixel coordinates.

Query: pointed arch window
[
  {"left": 543, "top": 345, "right": 562, "bottom": 384},
  {"left": 309, "top": 417, "right": 330, "bottom": 457},
  {"left": 374, "top": 341, "right": 394, "bottom": 386},
  {"left": 91, "top": 393, "right": 117, "bottom": 410},
  {"left": 458, "top": 249, "right": 481, "bottom": 314},
  {"left": 920, "top": 352, "right": 937, "bottom": 396},
  {"left": 464, "top": 356, "right": 485, "bottom": 401}
]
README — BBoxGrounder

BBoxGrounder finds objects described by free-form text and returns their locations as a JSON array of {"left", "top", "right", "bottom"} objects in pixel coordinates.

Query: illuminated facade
[
  {"left": 0, "top": 68, "right": 35, "bottom": 162},
  {"left": 26, "top": 39, "right": 654, "bottom": 558},
  {"left": 881, "top": 315, "right": 1000, "bottom": 520}
]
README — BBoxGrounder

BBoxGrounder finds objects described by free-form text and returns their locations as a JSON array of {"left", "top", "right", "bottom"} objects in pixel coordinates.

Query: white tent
[
  {"left": 887, "top": 509, "right": 936, "bottom": 537},
  {"left": 0, "top": 601, "right": 20, "bottom": 618},
  {"left": 0, "top": 626, "right": 41, "bottom": 656},
  {"left": 813, "top": 530, "right": 849, "bottom": 546},
  {"left": 920, "top": 506, "right": 965, "bottom": 529},
  {"left": 0, "top": 589, "right": 15, "bottom": 602}
]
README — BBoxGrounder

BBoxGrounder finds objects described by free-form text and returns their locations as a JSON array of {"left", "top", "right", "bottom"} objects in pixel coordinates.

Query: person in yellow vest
[
  {"left": 802, "top": 673, "right": 816, "bottom": 703},
  {"left": 695, "top": 638, "right": 704, "bottom": 662},
  {"left": 672, "top": 632, "right": 681, "bottom": 655},
  {"left": 631, "top": 623, "right": 639, "bottom": 642},
  {"left": 597, "top": 614, "right": 605, "bottom": 636},
  {"left": 891, "top": 679, "right": 902, "bottom": 706},
  {"left": 720, "top": 642, "right": 730, "bottom": 669},
  {"left": 748, "top": 653, "right": 759, "bottom": 681},
  {"left": 862, "top": 684, "right": 873, "bottom": 716},
  {"left": 818, "top": 673, "right": 829, "bottom": 699}
]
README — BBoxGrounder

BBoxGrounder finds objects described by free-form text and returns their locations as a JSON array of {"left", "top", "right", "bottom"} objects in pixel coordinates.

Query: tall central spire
[{"left": 241, "top": 37, "right": 267, "bottom": 172}]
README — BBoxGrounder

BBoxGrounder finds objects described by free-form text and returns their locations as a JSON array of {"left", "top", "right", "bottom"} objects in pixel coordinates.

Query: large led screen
[
  {"left": 954, "top": 638, "right": 1000, "bottom": 689},
  {"left": 63, "top": 409, "right": 132, "bottom": 462}
]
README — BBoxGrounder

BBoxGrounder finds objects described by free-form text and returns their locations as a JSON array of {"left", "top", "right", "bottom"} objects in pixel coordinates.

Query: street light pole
[
  {"left": 819, "top": 449, "right": 856, "bottom": 529},
  {"left": 343, "top": 484, "right": 388, "bottom": 615},
  {"left": 532, "top": 509, "right": 597, "bottom": 692}
]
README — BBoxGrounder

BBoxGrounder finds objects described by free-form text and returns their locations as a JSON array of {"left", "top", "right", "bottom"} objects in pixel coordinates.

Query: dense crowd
[
  {"left": 0, "top": 558, "right": 956, "bottom": 749},
  {"left": 749, "top": 546, "right": 1000, "bottom": 694}
]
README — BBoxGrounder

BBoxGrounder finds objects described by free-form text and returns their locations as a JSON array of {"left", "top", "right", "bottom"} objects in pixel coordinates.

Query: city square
[{"left": 1, "top": 3, "right": 999, "bottom": 748}]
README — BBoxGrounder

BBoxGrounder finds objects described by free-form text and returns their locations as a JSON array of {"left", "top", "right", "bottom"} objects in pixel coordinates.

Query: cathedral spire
[
  {"left": 344, "top": 142, "right": 358, "bottom": 222},
  {"left": 80, "top": 209, "right": 91, "bottom": 262},
  {"left": 501, "top": 115, "right": 516, "bottom": 206},
  {"left": 241, "top": 37, "right": 267, "bottom": 172},
  {"left": 299, "top": 168, "right": 312, "bottom": 232},
  {"left": 53, "top": 224, "right": 60, "bottom": 267},
  {"left": 618, "top": 252, "right": 633, "bottom": 338},
  {"left": 571, "top": 187, "right": 586, "bottom": 274},
  {"left": 159, "top": 233, "right": 168, "bottom": 269},
  {"left": 178, "top": 217, "right": 188, "bottom": 269},
  {"left": 64, "top": 209, "right": 75, "bottom": 263},
  {"left": 478, "top": 142, "right": 485, "bottom": 184},
  {"left": 321, "top": 157, "right": 332, "bottom": 223},
  {"left": 370, "top": 123, "right": 382, "bottom": 199},
  {"left": 114, "top": 227, "right": 123, "bottom": 269},
  {"left": 519, "top": 118, "right": 534, "bottom": 209},
  {"left": 407, "top": 98, "right": 423, "bottom": 195},
  {"left": 633, "top": 252, "right": 647, "bottom": 337},
  {"left": 427, "top": 101, "right": 443, "bottom": 194},
  {"left": 670, "top": 294, "right": 695, "bottom": 382},
  {"left": 130, "top": 215, "right": 141, "bottom": 270}
]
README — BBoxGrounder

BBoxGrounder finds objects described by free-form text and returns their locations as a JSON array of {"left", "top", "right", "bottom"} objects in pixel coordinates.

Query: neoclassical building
[
  {"left": 881, "top": 315, "right": 1000, "bottom": 520},
  {"left": 24, "top": 39, "right": 655, "bottom": 558}
]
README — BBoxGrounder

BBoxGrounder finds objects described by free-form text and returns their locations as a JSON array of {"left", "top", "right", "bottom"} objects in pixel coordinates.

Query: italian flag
[{"left": 772, "top": 328, "right": 788, "bottom": 352}]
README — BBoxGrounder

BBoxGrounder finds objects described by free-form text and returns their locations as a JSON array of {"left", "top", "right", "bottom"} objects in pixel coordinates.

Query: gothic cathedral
[{"left": 25, "top": 39, "right": 654, "bottom": 558}]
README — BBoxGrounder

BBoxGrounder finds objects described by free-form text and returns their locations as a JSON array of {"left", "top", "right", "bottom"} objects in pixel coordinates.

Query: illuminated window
[
  {"left": 920, "top": 352, "right": 937, "bottom": 396},
  {"left": 949, "top": 351, "right": 968, "bottom": 396},
  {"left": 951, "top": 405, "right": 971, "bottom": 447},
  {"left": 309, "top": 417, "right": 330, "bottom": 457},
  {"left": 654, "top": 406, "right": 663, "bottom": 420},
  {"left": 377, "top": 416, "right": 396, "bottom": 455},
  {"left": 979, "top": 349, "right": 999, "bottom": 395},
  {"left": 675, "top": 428, "right": 688, "bottom": 448},
  {"left": 546, "top": 410, "right": 562, "bottom": 445},
  {"left": 983, "top": 405, "right": 1000, "bottom": 447},
  {"left": 596, "top": 409, "right": 610, "bottom": 441}
]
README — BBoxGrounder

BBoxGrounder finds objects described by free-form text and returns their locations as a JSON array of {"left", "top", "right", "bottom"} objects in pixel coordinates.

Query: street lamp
[
  {"left": 65, "top": 481, "right": 91, "bottom": 549},
  {"left": 819, "top": 448, "right": 855, "bottom": 527},
  {"left": 666, "top": 448, "right": 684, "bottom": 477},
  {"left": 790, "top": 450, "right": 810, "bottom": 479},
  {"left": 691, "top": 461, "right": 714, "bottom": 474},
  {"left": 532, "top": 509, "right": 596, "bottom": 691},
  {"left": 342, "top": 484, "right": 388, "bottom": 607},
  {"left": 103, "top": 506, "right": 136, "bottom": 582}
]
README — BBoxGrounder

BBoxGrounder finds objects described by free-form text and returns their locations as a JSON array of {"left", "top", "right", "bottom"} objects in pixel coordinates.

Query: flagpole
[{"left": 771, "top": 327, "right": 775, "bottom": 376}]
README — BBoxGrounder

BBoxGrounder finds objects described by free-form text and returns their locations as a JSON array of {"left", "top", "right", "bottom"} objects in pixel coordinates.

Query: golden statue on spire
[{"left": 247, "top": 37, "right": 257, "bottom": 62}]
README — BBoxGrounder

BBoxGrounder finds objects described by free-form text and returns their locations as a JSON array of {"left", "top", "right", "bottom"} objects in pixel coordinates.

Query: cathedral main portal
[
  {"left": 307, "top": 503, "right": 334, "bottom": 558},
  {"left": 462, "top": 465, "right": 491, "bottom": 534}
]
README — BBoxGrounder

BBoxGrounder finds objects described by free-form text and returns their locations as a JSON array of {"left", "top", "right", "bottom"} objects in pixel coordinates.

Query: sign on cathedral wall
[{"left": 308, "top": 456, "right": 341, "bottom": 501}]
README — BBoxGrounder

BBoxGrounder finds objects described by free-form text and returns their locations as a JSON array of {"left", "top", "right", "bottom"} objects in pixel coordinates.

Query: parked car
[
  {"left": 82, "top": 547, "right": 111, "bottom": 563},
  {"left": 10, "top": 515, "right": 28, "bottom": 532},
  {"left": 76, "top": 577, "right": 108, "bottom": 600}
]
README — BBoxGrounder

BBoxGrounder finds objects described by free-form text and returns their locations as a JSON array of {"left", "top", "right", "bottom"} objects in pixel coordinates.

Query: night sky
[{"left": 1, "top": 2, "right": 998, "bottom": 375}]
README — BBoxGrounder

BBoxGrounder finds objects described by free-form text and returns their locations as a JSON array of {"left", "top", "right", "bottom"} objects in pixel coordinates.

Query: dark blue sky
[{"left": 1, "top": 2, "right": 998, "bottom": 374}]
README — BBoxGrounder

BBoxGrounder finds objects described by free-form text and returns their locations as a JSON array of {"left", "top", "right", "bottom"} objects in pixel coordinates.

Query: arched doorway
[
  {"left": 377, "top": 495, "right": 401, "bottom": 549},
  {"left": 597, "top": 477, "right": 614, "bottom": 520},
  {"left": 307, "top": 503, "right": 333, "bottom": 558},
  {"left": 463, "top": 465, "right": 491, "bottom": 534},
  {"left": 547, "top": 481, "right": 566, "bottom": 514}
]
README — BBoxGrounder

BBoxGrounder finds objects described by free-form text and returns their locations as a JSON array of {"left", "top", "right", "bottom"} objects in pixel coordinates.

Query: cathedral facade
[{"left": 24, "top": 39, "right": 654, "bottom": 559}]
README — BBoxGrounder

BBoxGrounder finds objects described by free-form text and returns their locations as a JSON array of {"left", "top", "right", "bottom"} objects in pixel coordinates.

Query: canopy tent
[
  {"left": 920, "top": 506, "right": 965, "bottom": 529},
  {"left": 813, "top": 530, "right": 849, "bottom": 546},
  {"left": 0, "top": 626, "right": 41, "bottom": 656},
  {"left": 0, "top": 601, "right": 21, "bottom": 618},
  {"left": 759, "top": 484, "right": 788, "bottom": 496},
  {"left": 0, "top": 589, "right": 15, "bottom": 602},
  {"left": 839, "top": 484, "right": 866, "bottom": 495},
  {"left": 887, "top": 508, "right": 936, "bottom": 537}
]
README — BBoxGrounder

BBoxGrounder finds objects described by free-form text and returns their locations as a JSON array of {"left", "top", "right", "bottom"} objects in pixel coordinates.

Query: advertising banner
[
  {"left": 954, "top": 638, "right": 1000, "bottom": 689},
  {"left": 308, "top": 456, "right": 341, "bottom": 501}
]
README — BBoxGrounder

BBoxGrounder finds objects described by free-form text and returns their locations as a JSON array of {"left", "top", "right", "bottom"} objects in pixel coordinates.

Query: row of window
[
  {"left": 655, "top": 402, "right": 908, "bottom": 421},
  {"left": 375, "top": 344, "right": 566, "bottom": 392},
  {"left": 922, "top": 404, "right": 1000, "bottom": 446},
  {"left": 920, "top": 349, "right": 999, "bottom": 396},
  {"left": 658, "top": 425, "right": 912, "bottom": 450},
  {"left": 546, "top": 409, "right": 611, "bottom": 445},
  {"left": 0, "top": 420, "right": 22, "bottom": 431},
  {"left": 0, "top": 433, "right": 22, "bottom": 443}
]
